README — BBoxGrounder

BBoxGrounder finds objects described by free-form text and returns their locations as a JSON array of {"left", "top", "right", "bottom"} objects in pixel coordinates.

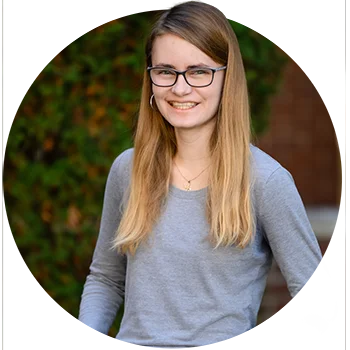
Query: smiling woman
[
  {"left": 78, "top": 1, "right": 322, "bottom": 347},
  {"left": 147, "top": 35, "right": 226, "bottom": 193},
  {"left": 150, "top": 34, "right": 226, "bottom": 133}
]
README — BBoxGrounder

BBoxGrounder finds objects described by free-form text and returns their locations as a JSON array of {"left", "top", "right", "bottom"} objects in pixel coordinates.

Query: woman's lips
[{"left": 168, "top": 101, "right": 198, "bottom": 110}]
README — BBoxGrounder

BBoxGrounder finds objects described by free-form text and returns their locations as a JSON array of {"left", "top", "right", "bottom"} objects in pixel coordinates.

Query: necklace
[{"left": 173, "top": 160, "right": 210, "bottom": 191}]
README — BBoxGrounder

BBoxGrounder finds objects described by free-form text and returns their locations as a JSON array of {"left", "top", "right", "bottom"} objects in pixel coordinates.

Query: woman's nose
[{"left": 171, "top": 74, "right": 192, "bottom": 95}]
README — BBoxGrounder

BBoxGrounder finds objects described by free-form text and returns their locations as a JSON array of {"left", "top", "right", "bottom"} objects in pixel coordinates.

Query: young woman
[{"left": 79, "top": 1, "right": 322, "bottom": 347}]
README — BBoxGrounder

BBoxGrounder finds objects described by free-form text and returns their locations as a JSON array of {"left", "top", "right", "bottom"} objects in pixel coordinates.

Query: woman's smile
[{"left": 168, "top": 101, "right": 199, "bottom": 110}]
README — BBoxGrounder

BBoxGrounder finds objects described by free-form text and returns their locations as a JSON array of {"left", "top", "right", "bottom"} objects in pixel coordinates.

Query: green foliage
[{"left": 3, "top": 11, "right": 287, "bottom": 337}]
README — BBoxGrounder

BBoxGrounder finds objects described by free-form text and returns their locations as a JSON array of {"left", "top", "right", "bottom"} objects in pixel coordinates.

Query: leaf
[{"left": 67, "top": 204, "right": 81, "bottom": 230}]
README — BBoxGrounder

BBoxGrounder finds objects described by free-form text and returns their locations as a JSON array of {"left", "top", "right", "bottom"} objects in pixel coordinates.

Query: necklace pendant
[{"left": 184, "top": 181, "right": 191, "bottom": 191}]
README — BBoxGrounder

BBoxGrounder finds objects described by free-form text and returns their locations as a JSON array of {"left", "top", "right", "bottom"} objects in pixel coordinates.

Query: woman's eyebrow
[{"left": 152, "top": 63, "right": 211, "bottom": 69}]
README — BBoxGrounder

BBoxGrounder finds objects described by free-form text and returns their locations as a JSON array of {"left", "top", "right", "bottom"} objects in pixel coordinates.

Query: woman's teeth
[{"left": 169, "top": 102, "right": 197, "bottom": 110}]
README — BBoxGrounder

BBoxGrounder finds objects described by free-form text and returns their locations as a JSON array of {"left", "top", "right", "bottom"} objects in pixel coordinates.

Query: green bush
[{"left": 3, "top": 11, "right": 287, "bottom": 336}]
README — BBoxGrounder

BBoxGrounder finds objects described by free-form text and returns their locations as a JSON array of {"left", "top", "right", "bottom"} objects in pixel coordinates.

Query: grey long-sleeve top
[{"left": 78, "top": 145, "right": 322, "bottom": 347}]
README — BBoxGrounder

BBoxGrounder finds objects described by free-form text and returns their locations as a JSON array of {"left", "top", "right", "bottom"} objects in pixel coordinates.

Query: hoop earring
[{"left": 150, "top": 94, "right": 155, "bottom": 110}]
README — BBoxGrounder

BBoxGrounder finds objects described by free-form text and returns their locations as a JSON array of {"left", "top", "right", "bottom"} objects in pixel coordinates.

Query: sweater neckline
[{"left": 169, "top": 184, "right": 207, "bottom": 199}]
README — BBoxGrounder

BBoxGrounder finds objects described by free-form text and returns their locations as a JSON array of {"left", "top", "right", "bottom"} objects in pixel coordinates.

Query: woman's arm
[
  {"left": 78, "top": 152, "right": 128, "bottom": 334},
  {"left": 237, "top": 167, "right": 342, "bottom": 350}
]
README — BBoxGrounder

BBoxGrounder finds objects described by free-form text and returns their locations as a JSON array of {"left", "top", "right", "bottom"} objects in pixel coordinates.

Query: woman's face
[{"left": 151, "top": 34, "right": 226, "bottom": 132}]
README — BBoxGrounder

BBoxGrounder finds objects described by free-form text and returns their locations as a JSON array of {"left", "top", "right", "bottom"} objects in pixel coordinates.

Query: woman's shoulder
[
  {"left": 112, "top": 148, "right": 134, "bottom": 171},
  {"left": 249, "top": 144, "right": 294, "bottom": 191},
  {"left": 108, "top": 148, "right": 134, "bottom": 189},
  {"left": 114, "top": 147, "right": 134, "bottom": 166}
]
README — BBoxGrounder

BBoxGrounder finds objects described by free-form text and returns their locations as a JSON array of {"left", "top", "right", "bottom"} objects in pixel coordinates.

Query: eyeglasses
[{"left": 147, "top": 66, "right": 227, "bottom": 88}]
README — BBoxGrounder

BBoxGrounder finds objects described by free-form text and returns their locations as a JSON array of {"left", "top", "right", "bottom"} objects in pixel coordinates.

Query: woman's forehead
[{"left": 151, "top": 34, "right": 218, "bottom": 68}]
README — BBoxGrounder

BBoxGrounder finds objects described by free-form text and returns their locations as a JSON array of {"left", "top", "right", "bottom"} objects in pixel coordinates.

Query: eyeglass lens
[{"left": 150, "top": 68, "right": 213, "bottom": 87}]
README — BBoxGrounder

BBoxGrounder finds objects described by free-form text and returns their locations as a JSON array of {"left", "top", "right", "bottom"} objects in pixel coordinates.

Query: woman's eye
[
  {"left": 158, "top": 69, "right": 175, "bottom": 75},
  {"left": 190, "top": 69, "right": 210, "bottom": 75}
]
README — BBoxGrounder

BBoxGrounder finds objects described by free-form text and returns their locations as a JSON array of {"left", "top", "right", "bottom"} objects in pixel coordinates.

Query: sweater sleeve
[
  {"left": 258, "top": 167, "right": 322, "bottom": 297},
  {"left": 78, "top": 153, "right": 128, "bottom": 334}
]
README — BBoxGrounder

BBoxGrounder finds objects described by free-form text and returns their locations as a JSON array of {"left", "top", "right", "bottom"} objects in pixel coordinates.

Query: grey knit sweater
[{"left": 78, "top": 145, "right": 322, "bottom": 347}]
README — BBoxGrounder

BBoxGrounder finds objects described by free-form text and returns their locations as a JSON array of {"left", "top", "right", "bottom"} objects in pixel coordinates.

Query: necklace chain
[{"left": 173, "top": 160, "right": 210, "bottom": 191}]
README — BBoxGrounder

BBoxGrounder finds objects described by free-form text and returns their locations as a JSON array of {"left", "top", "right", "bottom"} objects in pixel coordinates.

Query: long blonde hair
[{"left": 113, "top": 1, "right": 255, "bottom": 255}]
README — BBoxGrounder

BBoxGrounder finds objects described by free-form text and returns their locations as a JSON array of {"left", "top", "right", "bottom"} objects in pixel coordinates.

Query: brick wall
[
  {"left": 255, "top": 57, "right": 339, "bottom": 325},
  {"left": 256, "top": 58, "right": 341, "bottom": 205}
]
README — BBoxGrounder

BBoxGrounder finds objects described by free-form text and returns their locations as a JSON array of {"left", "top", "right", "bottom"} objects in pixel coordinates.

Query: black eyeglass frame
[{"left": 147, "top": 66, "right": 227, "bottom": 88}]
